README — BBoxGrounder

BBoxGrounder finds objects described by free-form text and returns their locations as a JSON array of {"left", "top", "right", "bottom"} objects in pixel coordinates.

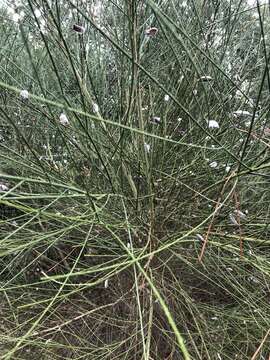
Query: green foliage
[{"left": 0, "top": 0, "right": 270, "bottom": 359}]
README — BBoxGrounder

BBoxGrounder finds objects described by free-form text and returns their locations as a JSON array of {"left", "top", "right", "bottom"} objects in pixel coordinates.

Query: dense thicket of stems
[{"left": 0, "top": 0, "right": 269, "bottom": 359}]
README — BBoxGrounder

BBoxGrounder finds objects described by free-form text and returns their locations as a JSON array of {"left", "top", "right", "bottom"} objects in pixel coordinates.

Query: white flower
[
  {"left": 0, "top": 183, "right": 9, "bottom": 191},
  {"left": 34, "top": 9, "right": 42, "bottom": 18},
  {"left": 145, "top": 27, "right": 158, "bottom": 37},
  {"left": 59, "top": 113, "right": 69, "bottom": 126},
  {"left": 208, "top": 120, "right": 219, "bottom": 129},
  {"left": 150, "top": 116, "right": 161, "bottom": 125},
  {"left": 199, "top": 75, "right": 212, "bottom": 82},
  {"left": 233, "top": 110, "right": 252, "bottom": 117},
  {"left": 225, "top": 165, "right": 231, "bottom": 172},
  {"left": 234, "top": 209, "right": 247, "bottom": 220},
  {"left": 209, "top": 161, "right": 218, "bottom": 168},
  {"left": 249, "top": 276, "right": 260, "bottom": 284},
  {"left": 104, "top": 279, "right": 109, "bottom": 288},
  {"left": 164, "top": 94, "right": 170, "bottom": 102},
  {"left": 235, "top": 90, "right": 242, "bottom": 98},
  {"left": 177, "top": 117, "right": 182, "bottom": 122},
  {"left": 93, "top": 103, "right": 99, "bottom": 114},
  {"left": 20, "top": 90, "right": 29, "bottom": 99},
  {"left": 144, "top": 143, "right": 150, "bottom": 153},
  {"left": 12, "top": 13, "right": 20, "bottom": 23}
]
